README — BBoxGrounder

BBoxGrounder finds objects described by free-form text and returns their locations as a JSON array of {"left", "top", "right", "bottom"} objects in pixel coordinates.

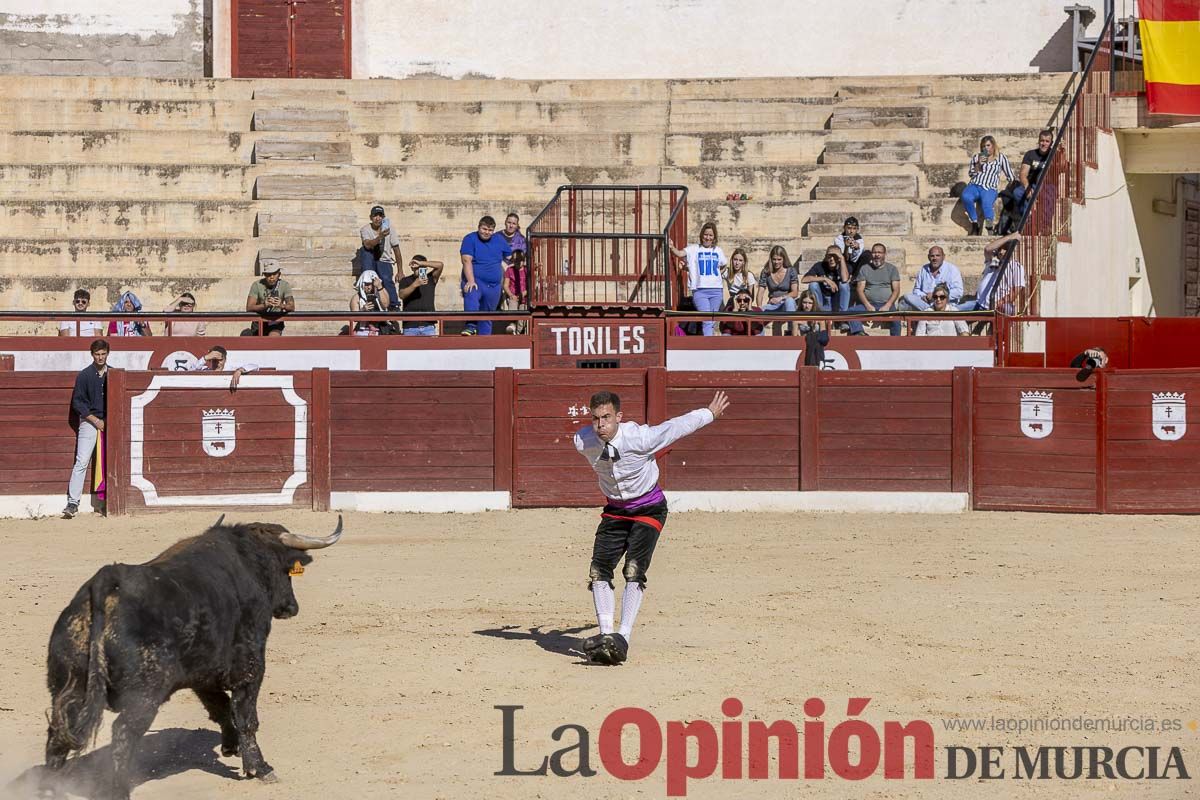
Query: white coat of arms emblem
[
  {"left": 1020, "top": 391, "right": 1053, "bottom": 439},
  {"left": 201, "top": 408, "right": 237, "bottom": 457},
  {"left": 1151, "top": 392, "right": 1186, "bottom": 441}
]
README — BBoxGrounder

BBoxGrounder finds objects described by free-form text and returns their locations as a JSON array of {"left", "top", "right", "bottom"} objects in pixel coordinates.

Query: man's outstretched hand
[{"left": 708, "top": 390, "right": 730, "bottom": 419}]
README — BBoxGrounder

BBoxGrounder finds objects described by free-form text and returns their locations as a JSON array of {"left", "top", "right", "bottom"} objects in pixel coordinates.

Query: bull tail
[{"left": 57, "top": 565, "right": 120, "bottom": 752}]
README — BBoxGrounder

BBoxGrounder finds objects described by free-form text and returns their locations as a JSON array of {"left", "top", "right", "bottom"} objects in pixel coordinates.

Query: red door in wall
[{"left": 233, "top": 0, "right": 350, "bottom": 78}]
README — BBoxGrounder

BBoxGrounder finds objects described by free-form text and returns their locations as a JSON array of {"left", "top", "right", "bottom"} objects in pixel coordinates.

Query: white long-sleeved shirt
[{"left": 574, "top": 408, "right": 715, "bottom": 501}]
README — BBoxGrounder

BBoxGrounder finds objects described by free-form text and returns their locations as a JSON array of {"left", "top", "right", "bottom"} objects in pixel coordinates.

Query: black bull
[{"left": 43, "top": 516, "right": 342, "bottom": 799}]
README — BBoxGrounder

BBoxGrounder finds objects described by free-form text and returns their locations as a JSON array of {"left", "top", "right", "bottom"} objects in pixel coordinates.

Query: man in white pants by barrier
[{"left": 64, "top": 339, "right": 109, "bottom": 518}]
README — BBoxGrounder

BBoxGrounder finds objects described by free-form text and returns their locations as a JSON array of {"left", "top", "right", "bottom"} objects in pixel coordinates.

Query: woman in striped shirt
[{"left": 960, "top": 135, "right": 1014, "bottom": 237}]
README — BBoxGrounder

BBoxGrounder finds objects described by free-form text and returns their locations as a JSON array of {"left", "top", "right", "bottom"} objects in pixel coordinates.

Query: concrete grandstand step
[
  {"left": 806, "top": 210, "right": 912, "bottom": 237},
  {"left": 255, "top": 173, "right": 356, "bottom": 200},
  {"left": 830, "top": 107, "right": 930, "bottom": 130},
  {"left": 256, "top": 212, "right": 358, "bottom": 238},
  {"left": 253, "top": 139, "right": 351, "bottom": 164},
  {"left": 351, "top": 101, "right": 669, "bottom": 135},
  {"left": 836, "top": 84, "right": 933, "bottom": 98},
  {"left": 1, "top": 100, "right": 250, "bottom": 132},
  {"left": 351, "top": 133, "right": 665, "bottom": 167},
  {"left": 253, "top": 87, "right": 350, "bottom": 103},
  {"left": 253, "top": 108, "right": 350, "bottom": 132},
  {"left": 668, "top": 100, "right": 836, "bottom": 133},
  {"left": 823, "top": 140, "right": 923, "bottom": 164},
  {"left": 665, "top": 74, "right": 1068, "bottom": 100},
  {"left": 0, "top": 200, "right": 254, "bottom": 237},
  {"left": 0, "top": 237, "right": 248, "bottom": 271},
  {"left": 258, "top": 248, "right": 355, "bottom": 276},
  {"left": 0, "top": 164, "right": 251, "bottom": 200},
  {"left": 0, "top": 130, "right": 253, "bottom": 164},
  {"left": 357, "top": 164, "right": 663, "bottom": 201},
  {"left": 815, "top": 175, "right": 918, "bottom": 200}
]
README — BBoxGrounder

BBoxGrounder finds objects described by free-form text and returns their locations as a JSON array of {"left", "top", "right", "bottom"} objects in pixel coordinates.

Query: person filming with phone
[
  {"left": 350, "top": 269, "right": 393, "bottom": 335},
  {"left": 396, "top": 255, "right": 444, "bottom": 336},
  {"left": 245, "top": 266, "right": 295, "bottom": 336}
]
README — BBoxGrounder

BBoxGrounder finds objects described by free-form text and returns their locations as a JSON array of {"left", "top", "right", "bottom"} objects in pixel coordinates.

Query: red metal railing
[{"left": 526, "top": 185, "right": 687, "bottom": 309}]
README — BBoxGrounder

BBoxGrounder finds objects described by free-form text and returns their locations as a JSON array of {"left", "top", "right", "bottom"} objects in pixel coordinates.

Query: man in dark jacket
[{"left": 64, "top": 339, "right": 108, "bottom": 518}]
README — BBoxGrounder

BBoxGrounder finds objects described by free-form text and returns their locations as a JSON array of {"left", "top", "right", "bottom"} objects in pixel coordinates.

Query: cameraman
[
  {"left": 350, "top": 269, "right": 393, "bottom": 335},
  {"left": 1070, "top": 346, "right": 1108, "bottom": 380}
]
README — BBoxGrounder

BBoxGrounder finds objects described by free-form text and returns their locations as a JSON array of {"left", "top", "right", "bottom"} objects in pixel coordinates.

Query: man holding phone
[
  {"left": 359, "top": 205, "right": 403, "bottom": 311},
  {"left": 396, "top": 255, "right": 444, "bottom": 335},
  {"left": 245, "top": 267, "right": 295, "bottom": 336}
]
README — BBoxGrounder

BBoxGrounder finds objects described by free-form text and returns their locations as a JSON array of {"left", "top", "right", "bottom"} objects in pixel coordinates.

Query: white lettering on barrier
[{"left": 548, "top": 325, "right": 647, "bottom": 356}]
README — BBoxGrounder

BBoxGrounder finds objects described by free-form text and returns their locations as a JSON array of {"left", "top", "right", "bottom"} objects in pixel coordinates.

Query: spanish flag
[{"left": 1140, "top": 0, "right": 1200, "bottom": 114}]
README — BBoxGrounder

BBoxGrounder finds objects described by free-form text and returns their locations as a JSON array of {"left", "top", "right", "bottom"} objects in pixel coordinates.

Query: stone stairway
[{"left": 0, "top": 74, "right": 1069, "bottom": 333}]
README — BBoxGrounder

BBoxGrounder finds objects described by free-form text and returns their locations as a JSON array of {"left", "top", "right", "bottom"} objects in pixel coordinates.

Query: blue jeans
[
  {"left": 961, "top": 183, "right": 999, "bottom": 224},
  {"left": 763, "top": 296, "right": 797, "bottom": 335},
  {"left": 847, "top": 303, "right": 902, "bottom": 336},
  {"left": 808, "top": 282, "right": 850, "bottom": 312},
  {"left": 359, "top": 248, "right": 400, "bottom": 311},
  {"left": 692, "top": 288, "right": 724, "bottom": 336},
  {"left": 403, "top": 323, "right": 437, "bottom": 336},
  {"left": 463, "top": 276, "right": 502, "bottom": 335}
]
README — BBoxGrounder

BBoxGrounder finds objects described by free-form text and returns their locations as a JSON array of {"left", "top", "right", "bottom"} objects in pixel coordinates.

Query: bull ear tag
[{"left": 289, "top": 560, "right": 305, "bottom": 577}]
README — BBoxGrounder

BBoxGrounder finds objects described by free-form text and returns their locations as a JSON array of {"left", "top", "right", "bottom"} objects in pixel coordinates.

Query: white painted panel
[
  {"left": 855, "top": 350, "right": 995, "bottom": 371},
  {"left": 386, "top": 349, "right": 531, "bottom": 370},
  {"left": 666, "top": 349, "right": 801, "bottom": 371},
  {"left": 5, "top": 351, "right": 153, "bottom": 371}
]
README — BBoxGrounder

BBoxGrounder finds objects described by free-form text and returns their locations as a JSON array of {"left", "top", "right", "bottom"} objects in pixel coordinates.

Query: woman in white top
[
  {"left": 670, "top": 221, "right": 728, "bottom": 336},
  {"left": 723, "top": 247, "right": 756, "bottom": 296},
  {"left": 961, "top": 134, "right": 1015, "bottom": 237}
]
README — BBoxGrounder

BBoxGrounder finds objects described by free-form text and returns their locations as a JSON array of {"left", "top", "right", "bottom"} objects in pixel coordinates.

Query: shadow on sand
[
  {"left": 474, "top": 624, "right": 601, "bottom": 664},
  {"left": 5, "top": 727, "right": 239, "bottom": 799}
]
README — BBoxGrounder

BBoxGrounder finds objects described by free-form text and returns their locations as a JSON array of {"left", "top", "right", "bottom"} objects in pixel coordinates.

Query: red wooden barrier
[
  {"left": 0, "top": 373, "right": 87, "bottom": 500},
  {"left": 329, "top": 371, "right": 496, "bottom": 493},
  {"left": 972, "top": 369, "right": 1099, "bottom": 512}
]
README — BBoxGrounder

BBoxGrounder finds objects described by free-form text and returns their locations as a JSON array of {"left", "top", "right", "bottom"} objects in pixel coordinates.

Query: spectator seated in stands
[
  {"left": 915, "top": 283, "right": 969, "bottom": 336},
  {"left": 503, "top": 250, "right": 529, "bottom": 334},
  {"left": 185, "top": 346, "right": 256, "bottom": 391},
  {"left": 959, "top": 232, "right": 1026, "bottom": 315},
  {"left": 397, "top": 255, "right": 444, "bottom": 336},
  {"left": 802, "top": 245, "right": 851, "bottom": 314},
  {"left": 107, "top": 291, "right": 153, "bottom": 337},
  {"left": 756, "top": 245, "right": 799, "bottom": 334},
  {"left": 796, "top": 291, "right": 832, "bottom": 364},
  {"left": 960, "top": 135, "right": 1015, "bottom": 236},
  {"left": 719, "top": 287, "right": 764, "bottom": 336},
  {"left": 833, "top": 216, "right": 868, "bottom": 271},
  {"left": 899, "top": 246, "right": 963, "bottom": 311},
  {"left": 359, "top": 205, "right": 402, "bottom": 311},
  {"left": 846, "top": 243, "right": 902, "bottom": 336},
  {"left": 164, "top": 292, "right": 206, "bottom": 336},
  {"left": 245, "top": 266, "right": 295, "bottom": 336},
  {"left": 723, "top": 247, "right": 756, "bottom": 296},
  {"left": 1014, "top": 129, "right": 1054, "bottom": 219},
  {"left": 350, "top": 269, "right": 393, "bottom": 336},
  {"left": 58, "top": 289, "right": 103, "bottom": 338}
]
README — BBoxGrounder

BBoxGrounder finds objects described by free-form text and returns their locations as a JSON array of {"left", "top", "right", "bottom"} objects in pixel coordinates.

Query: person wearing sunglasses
[
  {"left": 164, "top": 292, "right": 207, "bottom": 336},
  {"left": 719, "top": 288, "right": 765, "bottom": 336},
  {"left": 915, "top": 283, "right": 969, "bottom": 336},
  {"left": 58, "top": 289, "right": 104, "bottom": 338}
]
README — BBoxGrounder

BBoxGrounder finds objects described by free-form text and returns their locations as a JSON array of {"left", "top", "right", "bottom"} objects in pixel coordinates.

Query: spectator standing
[
  {"left": 802, "top": 246, "right": 852, "bottom": 313},
  {"left": 245, "top": 266, "right": 295, "bottom": 336},
  {"left": 460, "top": 215, "right": 512, "bottom": 336},
  {"left": 756, "top": 245, "right": 799, "bottom": 335},
  {"left": 398, "top": 255, "right": 444, "bottom": 336},
  {"left": 63, "top": 339, "right": 108, "bottom": 518},
  {"left": 502, "top": 251, "right": 529, "bottom": 334},
  {"left": 58, "top": 289, "right": 103, "bottom": 338},
  {"left": 723, "top": 247, "right": 756, "bottom": 296},
  {"left": 350, "top": 269, "right": 392, "bottom": 336},
  {"left": 847, "top": 243, "right": 902, "bottom": 336},
  {"left": 670, "top": 222, "right": 728, "bottom": 337},
  {"left": 1014, "top": 129, "right": 1054, "bottom": 218},
  {"left": 719, "top": 287, "right": 764, "bottom": 336},
  {"left": 163, "top": 292, "right": 206, "bottom": 336},
  {"left": 833, "top": 216, "right": 868, "bottom": 271},
  {"left": 961, "top": 135, "right": 1015, "bottom": 236},
  {"left": 899, "top": 247, "right": 964, "bottom": 311},
  {"left": 499, "top": 212, "right": 528, "bottom": 257},
  {"left": 961, "top": 232, "right": 1026, "bottom": 315},
  {"left": 359, "top": 205, "right": 402, "bottom": 311},
  {"left": 107, "top": 291, "right": 153, "bottom": 337},
  {"left": 914, "top": 283, "right": 969, "bottom": 336}
]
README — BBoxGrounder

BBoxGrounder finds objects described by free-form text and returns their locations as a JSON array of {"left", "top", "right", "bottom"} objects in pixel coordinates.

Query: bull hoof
[
  {"left": 257, "top": 771, "right": 279, "bottom": 784},
  {"left": 221, "top": 744, "right": 239, "bottom": 757}
]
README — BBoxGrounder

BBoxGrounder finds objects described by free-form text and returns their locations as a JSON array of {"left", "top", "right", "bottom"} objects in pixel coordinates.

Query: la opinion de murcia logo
[
  {"left": 201, "top": 408, "right": 237, "bottom": 457},
  {"left": 1020, "top": 391, "right": 1053, "bottom": 439},
  {"left": 1151, "top": 392, "right": 1186, "bottom": 441}
]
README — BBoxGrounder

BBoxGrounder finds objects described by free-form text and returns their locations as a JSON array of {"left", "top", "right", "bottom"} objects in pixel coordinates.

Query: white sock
[
  {"left": 618, "top": 582, "right": 644, "bottom": 642},
  {"left": 591, "top": 581, "right": 614, "bottom": 634}
]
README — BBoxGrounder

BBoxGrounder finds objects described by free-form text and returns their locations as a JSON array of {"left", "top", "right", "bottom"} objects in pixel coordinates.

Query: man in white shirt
[
  {"left": 186, "top": 346, "right": 257, "bottom": 391},
  {"left": 914, "top": 284, "right": 969, "bottom": 336},
  {"left": 58, "top": 289, "right": 104, "bottom": 337},
  {"left": 573, "top": 389, "right": 730, "bottom": 665}
]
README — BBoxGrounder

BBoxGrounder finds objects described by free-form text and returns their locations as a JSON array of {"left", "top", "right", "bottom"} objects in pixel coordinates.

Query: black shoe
[
  {"left": 580, "top": 634, "right": 605, "bottom": 655},
  {"left": 62, "top": 502, "right": 78, "bottom": 519},
  {"left": 985, "top": 225, "right": 996, "bottom": 236},
  {"left": 968, "top": 222, "right": 981, "bottom": 236},
  {"left": 606, "top": 633, "right": 629, "bottom": 664}
]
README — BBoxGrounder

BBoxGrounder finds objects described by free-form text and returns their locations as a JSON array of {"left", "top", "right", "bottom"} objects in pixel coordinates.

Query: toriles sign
[{"left": 533, "top": 319, "right": 664, "bottom": 368}]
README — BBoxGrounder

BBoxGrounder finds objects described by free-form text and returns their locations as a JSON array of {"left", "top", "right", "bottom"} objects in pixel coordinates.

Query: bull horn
[
  {"left": 215, "top": 514, "right": 226, "bottom": 527},
  {"left": 279, "top": 515, "right": 343, "bottom": 550}
]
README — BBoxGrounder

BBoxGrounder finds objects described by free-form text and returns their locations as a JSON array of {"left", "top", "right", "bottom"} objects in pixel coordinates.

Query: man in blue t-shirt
[{"left": 459, "top": 215, "right": 512, "bottom": 335}]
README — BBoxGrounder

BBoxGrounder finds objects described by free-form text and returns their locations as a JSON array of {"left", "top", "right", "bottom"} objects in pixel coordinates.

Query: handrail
[{"left": 985, "top": 9, "right": 1115, "bottom": 313}]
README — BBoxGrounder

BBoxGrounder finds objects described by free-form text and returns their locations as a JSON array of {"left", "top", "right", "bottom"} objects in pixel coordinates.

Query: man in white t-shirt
[
  {"left": 670, "top": 222, "right": 728, "bottom": 336},
  {"left": 58, "top": 289, "right": 104, "bottom": 338},
  {"left": 186, "top": 346, "right": 258, "bottom": 391}
]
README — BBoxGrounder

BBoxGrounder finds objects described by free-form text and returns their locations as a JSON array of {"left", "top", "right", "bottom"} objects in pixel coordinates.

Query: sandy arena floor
[{"left": 0, "top": 509, "right": 1197, "bottom": 799}]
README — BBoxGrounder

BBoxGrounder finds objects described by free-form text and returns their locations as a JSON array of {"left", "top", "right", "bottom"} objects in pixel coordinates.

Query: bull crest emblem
[
  {"left": 1020, "top": 391, "right": 1053, "bottom": 439},
  {"left": 1152, "top": 392, "right": 1186, "bottom": 441},
  {"left": 201, "top": 409, "right": 237, "bottom": 457}
]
